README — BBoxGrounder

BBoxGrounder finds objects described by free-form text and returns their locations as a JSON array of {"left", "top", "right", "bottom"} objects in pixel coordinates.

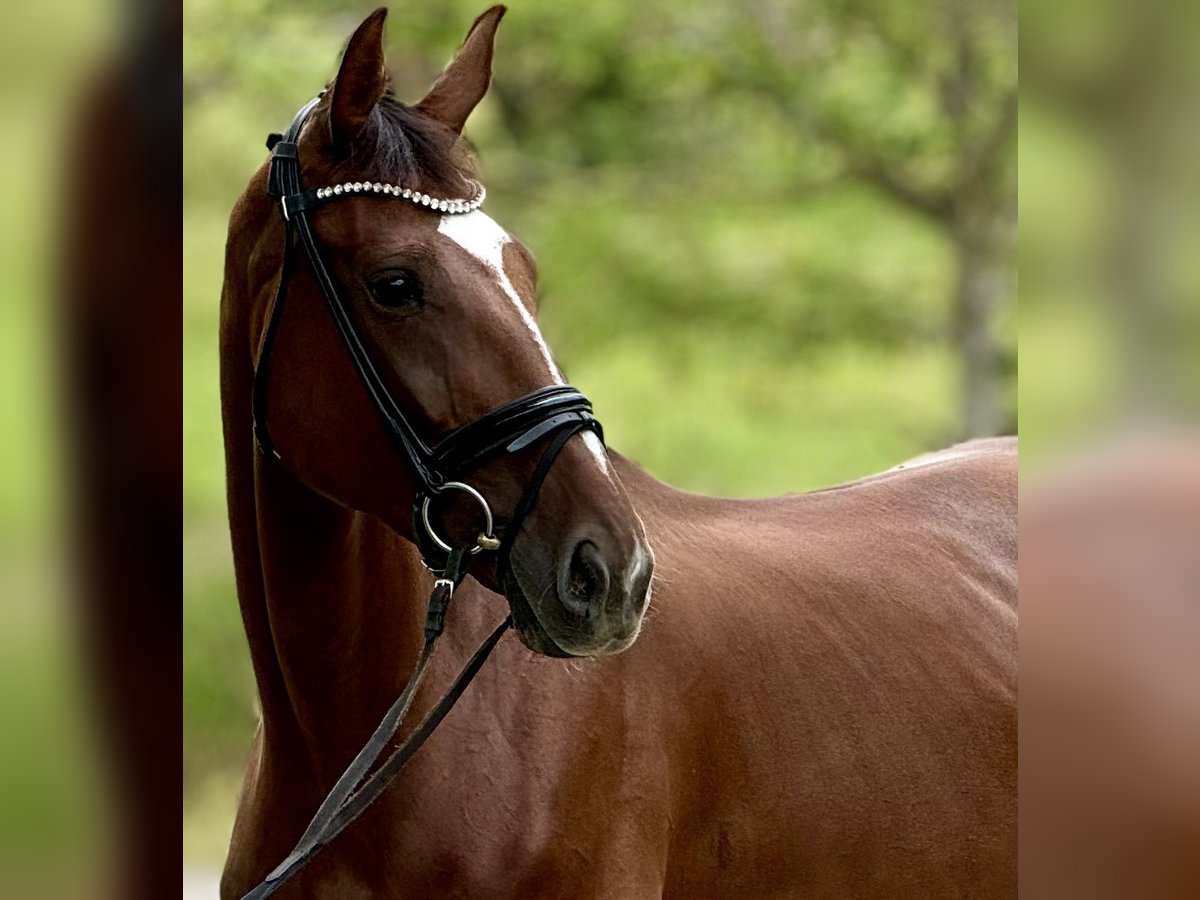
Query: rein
[{"left": 241, "top": 97, "right": 603, "bottom": 899}]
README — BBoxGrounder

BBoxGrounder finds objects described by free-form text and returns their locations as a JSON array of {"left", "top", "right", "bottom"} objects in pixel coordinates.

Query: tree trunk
[{"left": 953, "top": 220, "right": 1008, "bottom": 438}]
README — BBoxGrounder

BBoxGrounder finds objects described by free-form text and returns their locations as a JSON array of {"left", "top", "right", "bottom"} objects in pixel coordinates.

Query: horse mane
[{"left": 325, "top": 91, "right": 477, "bottom": 194}]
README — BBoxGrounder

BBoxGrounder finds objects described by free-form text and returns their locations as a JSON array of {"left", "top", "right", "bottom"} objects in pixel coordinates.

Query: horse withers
[{"left": 219, "top": 6, "right": 1016, "bottom": 897}]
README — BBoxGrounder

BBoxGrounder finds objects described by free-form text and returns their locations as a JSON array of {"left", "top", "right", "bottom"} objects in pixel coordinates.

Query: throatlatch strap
[{"left": 251, "top": 222, "right": 295, "bottom": 459}]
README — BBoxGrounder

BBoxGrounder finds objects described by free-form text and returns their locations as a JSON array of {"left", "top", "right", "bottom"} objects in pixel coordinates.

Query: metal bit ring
[{"left": 420, "top": 481, "right": 498, "bottom": 555}]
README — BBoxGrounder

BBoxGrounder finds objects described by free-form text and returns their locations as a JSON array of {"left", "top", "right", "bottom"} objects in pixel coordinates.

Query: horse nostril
[{"left": 560, "top": 540, "right": 610, "bottom": 618}]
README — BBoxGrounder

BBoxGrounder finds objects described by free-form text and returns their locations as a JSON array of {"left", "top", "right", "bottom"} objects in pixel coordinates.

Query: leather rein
[{"left": 241, "top": 97, "right": 603, "bottom": 899}]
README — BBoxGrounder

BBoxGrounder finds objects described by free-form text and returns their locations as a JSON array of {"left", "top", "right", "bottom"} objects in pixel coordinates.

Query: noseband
[{"left": 242, "top": 97, "right": 604, "bottom": 899}]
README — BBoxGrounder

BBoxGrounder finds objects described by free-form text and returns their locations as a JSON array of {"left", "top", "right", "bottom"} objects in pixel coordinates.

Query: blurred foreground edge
[
  {"left": 61, "top": 2, "right": 181, "bottom": 897},
  {"left": 1020, "top": 433, "right": 1200, "bottom": 898}
]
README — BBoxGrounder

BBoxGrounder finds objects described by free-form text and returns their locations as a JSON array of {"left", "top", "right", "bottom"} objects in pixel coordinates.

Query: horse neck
[
  {"left": 220, "top": 201, "right": 443, "bottom": 784},
  {"left": 236, "top": 453, "right": 431, "bottom": 776}
]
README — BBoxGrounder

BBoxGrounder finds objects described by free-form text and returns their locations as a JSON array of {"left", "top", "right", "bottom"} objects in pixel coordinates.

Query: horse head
[{"left": 236, "top": 6, "right": 653, "bottom": 656}]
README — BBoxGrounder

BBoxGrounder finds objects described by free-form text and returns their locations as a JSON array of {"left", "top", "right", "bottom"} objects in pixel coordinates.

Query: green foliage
[{"left": 183, "top": 0, "right": 1015, "bottom": 862}]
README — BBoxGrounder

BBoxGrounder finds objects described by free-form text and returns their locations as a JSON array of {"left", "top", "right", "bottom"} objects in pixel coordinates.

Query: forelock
[{"left": 322, "top": 92, "right": 476, "bottom": 195}]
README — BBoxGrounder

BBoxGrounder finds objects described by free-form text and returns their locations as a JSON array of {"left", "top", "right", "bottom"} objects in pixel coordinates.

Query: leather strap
[
  {"left": 254, "top": 614, "right": 513, "bottom": 898},
  {"left": 496, "top": 422, "right": 585, "bottom": 577},
  {"left": 252, "top": 100, "right": 602, "bottom": 499},
  {"left": 241, "top": 98, "right": 605, "bottom": 897},
  {"left": 240, "top": 547, "right": 508, "bottom": 900},
  {"left": 239, "top": 401, "right": 585, "bottom": 900}
]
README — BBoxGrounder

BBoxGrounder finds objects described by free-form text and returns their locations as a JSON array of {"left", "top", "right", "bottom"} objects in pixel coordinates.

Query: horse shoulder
[{"left": 621, "top": 448, "right": 1017, "bottom": 895}]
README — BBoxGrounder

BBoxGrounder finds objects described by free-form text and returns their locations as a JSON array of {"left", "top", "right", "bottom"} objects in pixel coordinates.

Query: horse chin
[{"left": 500, "top": 568, "right": 577, "bottom": 658}]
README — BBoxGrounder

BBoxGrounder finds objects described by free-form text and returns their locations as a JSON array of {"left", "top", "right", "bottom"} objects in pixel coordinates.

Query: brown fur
[{"left": 219, "top": 8, "right": 1017, "bottom": 897}]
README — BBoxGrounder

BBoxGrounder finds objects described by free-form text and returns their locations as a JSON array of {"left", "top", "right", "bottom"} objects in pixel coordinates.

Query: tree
[{"left": 714, "top": 0, "right": 1017, "bottom": 436}]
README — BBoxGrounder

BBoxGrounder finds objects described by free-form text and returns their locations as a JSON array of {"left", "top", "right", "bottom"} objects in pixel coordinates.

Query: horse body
[
  {"left": 219, "top": 8, "right": 1016, "bottom": 896},
  {"left": 222, "top": 438, "right": 1015, "bottom": 898}
]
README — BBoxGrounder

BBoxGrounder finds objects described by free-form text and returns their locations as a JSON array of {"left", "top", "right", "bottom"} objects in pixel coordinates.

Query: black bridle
[
  {"left": 253, "top": 95, "right": 603, "bottom": 570},
  {"left": 242, "top": 97, "right": 603, "bottom": 899}
]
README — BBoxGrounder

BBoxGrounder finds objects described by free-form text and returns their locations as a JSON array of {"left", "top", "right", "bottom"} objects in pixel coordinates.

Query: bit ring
[{"left": 420, "top": 481, "right": 498, "bottom": 555}]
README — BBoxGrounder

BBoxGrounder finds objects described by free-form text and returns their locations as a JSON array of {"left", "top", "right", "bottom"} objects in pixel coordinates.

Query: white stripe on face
[
  {"left": 437, "top": 210, "right": 563, "bottom": 385},
  {"left": 582, "top": 430, "right": 612, "bottom": 477},
  {"left": 437, "top": 209, "right": 614, "bottom": 479}
]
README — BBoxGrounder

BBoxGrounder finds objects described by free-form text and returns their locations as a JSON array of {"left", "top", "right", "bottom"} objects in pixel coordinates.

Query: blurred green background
[
  {"left": 183, "top": 0, "right": 1016, "bottom": 867},
  {"left": 0, "top": 3, "right": 115, "bottom": 892}
]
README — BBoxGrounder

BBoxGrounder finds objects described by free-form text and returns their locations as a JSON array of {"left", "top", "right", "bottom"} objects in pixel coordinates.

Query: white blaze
[
  {"left": 437, "top": 210, "right": 612, "bottom": 477},
  {"left": 582, "top": 430, "right": 611, "bottom": 476},
  {"left": 437, "top": 210, "right": 562, "bottom": 385}
]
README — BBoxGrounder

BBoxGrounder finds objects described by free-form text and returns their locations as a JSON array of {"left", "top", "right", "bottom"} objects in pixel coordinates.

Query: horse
[{"left": 219, "top": 7, "right": 1017, "bottom": 897}]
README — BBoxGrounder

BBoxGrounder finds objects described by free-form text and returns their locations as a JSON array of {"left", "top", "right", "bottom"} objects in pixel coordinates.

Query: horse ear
[
  {"left": 329, "top": 7, "right": 389, "bottom": 148},
  {"left": 415, "top": 5, "right": 506, "bottom": 134}
]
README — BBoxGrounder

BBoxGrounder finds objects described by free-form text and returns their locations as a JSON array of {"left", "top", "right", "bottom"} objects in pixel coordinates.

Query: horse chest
[{"left": 336, "top": 731, "right": 670, "bottom": 897}]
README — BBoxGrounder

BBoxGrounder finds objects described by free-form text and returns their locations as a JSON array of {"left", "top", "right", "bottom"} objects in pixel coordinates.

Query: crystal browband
[{"left": 309, "top": 179, "right": 486, "bottom": 214}]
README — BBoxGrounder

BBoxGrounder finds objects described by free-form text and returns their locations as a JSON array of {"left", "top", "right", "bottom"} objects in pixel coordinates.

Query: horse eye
[{"left": 370, "top": 273, "right": 424, "bottom": 311}]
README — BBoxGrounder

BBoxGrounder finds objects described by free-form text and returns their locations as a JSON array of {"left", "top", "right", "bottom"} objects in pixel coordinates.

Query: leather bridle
[
  {"left": 253, "top": 95, "right": 603, "bottom": 573},
  {"left": 242, "top": 97, "right": 604, "bottom": 899}
]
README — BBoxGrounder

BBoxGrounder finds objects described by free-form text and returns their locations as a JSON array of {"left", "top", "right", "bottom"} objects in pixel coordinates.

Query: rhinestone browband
[{"left": 311, "top": 179, "right": 486, "bottom": 214}]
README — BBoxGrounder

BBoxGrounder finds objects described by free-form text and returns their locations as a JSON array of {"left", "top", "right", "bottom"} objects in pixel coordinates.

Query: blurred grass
[{"left": 182, "top": 0, "right": 1014, "bottom": 867}]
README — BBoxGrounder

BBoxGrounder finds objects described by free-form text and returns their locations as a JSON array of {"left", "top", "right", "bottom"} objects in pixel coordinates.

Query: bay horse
[{"left": 220, "top": 6, "right": 1017, "bottom": 898}]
